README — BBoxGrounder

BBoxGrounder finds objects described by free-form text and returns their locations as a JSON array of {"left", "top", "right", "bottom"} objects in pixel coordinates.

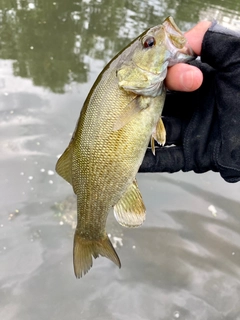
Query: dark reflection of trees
[
  {"left": 0, "top": 0, "right": 239, "bottom": 93},
  {"left": 0, "top": 0, "right": 154, "bottom": 92},
  {"left": 0, "top": 0, "right": 90, "bottom": 93}
]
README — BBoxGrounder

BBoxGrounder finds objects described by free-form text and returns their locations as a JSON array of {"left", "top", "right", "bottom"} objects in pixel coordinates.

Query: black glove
[{"left": 140, "top": 23, "right": 240, "bottom": 183}]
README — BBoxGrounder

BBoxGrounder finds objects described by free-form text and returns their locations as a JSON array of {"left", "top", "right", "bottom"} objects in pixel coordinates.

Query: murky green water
[{"left": 1, "top": 1, "right": 240, "bottom": 319}]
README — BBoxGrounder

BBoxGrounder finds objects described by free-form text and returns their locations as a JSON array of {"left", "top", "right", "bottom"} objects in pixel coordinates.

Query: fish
[{"left": 55, "top": 16, "right": 194, "bottom": 278}]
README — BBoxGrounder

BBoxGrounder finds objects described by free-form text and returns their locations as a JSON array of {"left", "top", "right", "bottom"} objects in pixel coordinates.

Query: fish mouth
[
  {"left": 162, "top": 16, "right": 196, "bottom": 65},
  {"left": 166, "top": 40, "right": 196, "bottom": 67}
]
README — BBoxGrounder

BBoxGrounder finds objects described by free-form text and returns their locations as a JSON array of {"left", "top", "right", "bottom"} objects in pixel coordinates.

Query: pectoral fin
[
  {"left": 152, "top": 117, "right": 166, "bottom": 145},
  {"left": 151, "top": 136, "right": 156, "bottom": 156},
  {"left": 55, "top": 145, "right": 73, "bottom": 185},
  {"left": 113, "top": 96, "right": 140, "bottom": 131},
  {"left": 113, "top": 96, "right": 152, "bottom": 131},
  {"left": 151, "top": 118, "right": 166, "bottom": 155},
  {"left": 113, "top": 180, "right": 146, "bottom": 228}
]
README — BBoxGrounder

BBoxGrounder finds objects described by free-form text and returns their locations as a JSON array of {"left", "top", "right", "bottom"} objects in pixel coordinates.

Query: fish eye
[{"left": 143, "top": 36, "right": 156, "bottom": 48}]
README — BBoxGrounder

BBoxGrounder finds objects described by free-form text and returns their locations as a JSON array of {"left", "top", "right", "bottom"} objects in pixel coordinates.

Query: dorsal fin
[{"left": 55, "top": 145, "right": 73, "bottom": 185}]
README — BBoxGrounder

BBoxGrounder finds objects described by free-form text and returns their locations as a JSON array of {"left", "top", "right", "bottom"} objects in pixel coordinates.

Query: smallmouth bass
[{"left": 56, "top": 17, "right": 194, "bottom": 278}]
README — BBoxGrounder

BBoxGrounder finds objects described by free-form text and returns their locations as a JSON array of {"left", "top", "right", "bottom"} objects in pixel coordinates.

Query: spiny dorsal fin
[
  {"left": 55, "top": 145, "right": 73, "bottom": 185},
  {"left": 113, "top": 179, "right": 146, "bottom": 228}
]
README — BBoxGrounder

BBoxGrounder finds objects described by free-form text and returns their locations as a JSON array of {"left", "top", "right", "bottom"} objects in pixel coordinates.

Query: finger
[
  {"left": 165, "top": 63, "right": 203, "bottom": 92},
  {"left": 139, "top": 146, "right": 185, "bottom": 173},
  {"left": 185, "top": 21, "right": 212, "bottom": 55}
]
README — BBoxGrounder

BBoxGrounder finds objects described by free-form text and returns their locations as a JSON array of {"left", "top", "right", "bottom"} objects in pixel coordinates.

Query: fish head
[
  {"left": 132, "top": 16, "right": 195, "bottom": 73},
  {"left": 117, "top": 16, "right": 195, "bottom": 97},
  {"left": 131, "top": 24, "right": 169, "bottom": 76}
]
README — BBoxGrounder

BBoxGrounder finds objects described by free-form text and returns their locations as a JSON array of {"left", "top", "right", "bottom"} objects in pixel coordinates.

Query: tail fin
[{"left": 73, "top": 232, "right": 121, "bottom": 278}]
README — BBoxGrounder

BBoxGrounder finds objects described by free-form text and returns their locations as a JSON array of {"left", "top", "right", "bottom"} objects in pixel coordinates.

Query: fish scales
[
  {"left": 74, "top": 69, "right": 159, "bottom": 231},
  {"left": 56, "top": 17, "right": 194, "bottom": 278}
]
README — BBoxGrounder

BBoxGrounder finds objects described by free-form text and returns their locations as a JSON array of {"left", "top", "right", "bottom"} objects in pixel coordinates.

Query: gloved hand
[{"left": 139, "top": 22, "right": 240, "bottom": 183}]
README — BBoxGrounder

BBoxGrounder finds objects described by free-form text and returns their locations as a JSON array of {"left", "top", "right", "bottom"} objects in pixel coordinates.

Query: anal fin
[{"left": 113, "top": 180, "right": 146, "bottom": 228}]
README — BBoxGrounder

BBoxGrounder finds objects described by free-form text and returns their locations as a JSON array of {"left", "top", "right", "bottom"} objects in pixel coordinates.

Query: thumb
[{"left": 165, "top": 63, "right": 203, "bottom": 92}]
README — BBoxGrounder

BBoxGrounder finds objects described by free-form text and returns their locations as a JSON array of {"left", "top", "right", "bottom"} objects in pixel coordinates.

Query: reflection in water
[
  {"left": 199, "top": 4, "right": 240, "bottom": 30},
  {"left": 0, "top": 0, "right": 239, "bottom": 93}
]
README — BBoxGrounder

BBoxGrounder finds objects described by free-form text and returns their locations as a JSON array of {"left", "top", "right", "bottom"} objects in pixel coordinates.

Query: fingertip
[{"left": 184, "top": 21, "right": 212, "bottom": 55}]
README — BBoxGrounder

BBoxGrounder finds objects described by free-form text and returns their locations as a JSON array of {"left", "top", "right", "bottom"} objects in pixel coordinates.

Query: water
[{"left": 1, "top": 1, "right": 240, "bottom": 319}]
